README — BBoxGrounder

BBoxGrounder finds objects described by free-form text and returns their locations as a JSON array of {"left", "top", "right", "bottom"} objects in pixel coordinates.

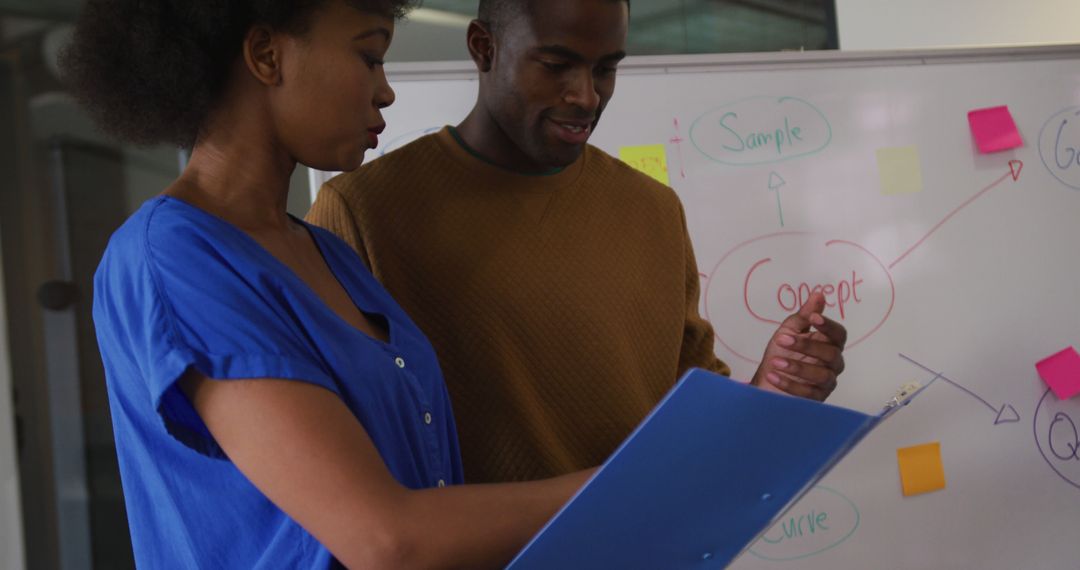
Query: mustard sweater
[{"left": 306, "top": 127, "right": 730, "bottom": 483}]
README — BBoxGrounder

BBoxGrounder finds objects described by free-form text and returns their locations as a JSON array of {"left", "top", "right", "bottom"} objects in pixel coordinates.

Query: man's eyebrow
[
  {"left": 535, "top": 45, "right": 584, "bottom": 62},
  {"left": 601, "top": 50, "right": 627, "bottom": 63},
  {"left": 353, "top": 27, "right": 391, "bottom": 41},
  {"left": 535, "top": 45, "right": 627, "bottom": 63}
]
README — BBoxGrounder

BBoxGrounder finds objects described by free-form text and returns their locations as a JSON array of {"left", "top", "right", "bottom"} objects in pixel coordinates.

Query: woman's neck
[{"left": 166, "top": 93, "right": 296, "bottom": 232}]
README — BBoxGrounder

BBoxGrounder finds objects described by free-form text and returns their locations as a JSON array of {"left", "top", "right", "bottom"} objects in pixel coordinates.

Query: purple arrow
[{"left": 899, "top": 353, "right": 1021, "bottom": 426}]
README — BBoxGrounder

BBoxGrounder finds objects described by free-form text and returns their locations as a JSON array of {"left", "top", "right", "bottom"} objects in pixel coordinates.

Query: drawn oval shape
[
  {"left": 689, "top": 96, "right": 832, "bottom": 166},
  {"left": 748, "top": 485, "right": 860, "bottom": 562},
  {"left": 1033, "top": 388, "right": 1080, "bottom": 490},
  {"left": 704, "top": 232, "right": 895, "bottom": 364},
  {"left": 1038, "top": 106, "right": 1080, "bottom": 190}
]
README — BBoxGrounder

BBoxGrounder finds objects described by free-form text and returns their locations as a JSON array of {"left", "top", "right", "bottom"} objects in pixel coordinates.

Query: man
[{"left": 307, "top": 0, "right": 846, "bottom": 483}]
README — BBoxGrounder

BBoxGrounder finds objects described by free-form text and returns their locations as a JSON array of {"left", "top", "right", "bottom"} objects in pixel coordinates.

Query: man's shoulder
[
  {"left": 584, "top": 144, "right": 683, "bottom": 208},
  {"left": 326, "top": 131, "right": 444, "bottom": 196}
]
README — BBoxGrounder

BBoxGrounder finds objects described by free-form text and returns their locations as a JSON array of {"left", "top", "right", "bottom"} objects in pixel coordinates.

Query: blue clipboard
[{"left": 506, "top": 368, "right": 925, "bottom": 569}]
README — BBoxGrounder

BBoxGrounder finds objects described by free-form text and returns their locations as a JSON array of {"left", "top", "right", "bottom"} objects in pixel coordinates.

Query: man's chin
[{"left": 542, "top": 144, "right": 587, "bottom": 169}]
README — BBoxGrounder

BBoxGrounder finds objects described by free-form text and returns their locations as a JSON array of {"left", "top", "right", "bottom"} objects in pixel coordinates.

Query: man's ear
[
  {"left": 466, "top": 19, "right": 494, "bottom": 73},
  {"left": 242, "top": 24, "right": 283, "bottom": 86}
]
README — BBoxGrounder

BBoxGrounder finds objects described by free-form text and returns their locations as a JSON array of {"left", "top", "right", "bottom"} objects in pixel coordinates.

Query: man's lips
[
  {"left": 548, "top": 118, "right": 594, "bottom": 143},
  {"left": 549, "top": 117, "right": 594, "bottom": 130}
]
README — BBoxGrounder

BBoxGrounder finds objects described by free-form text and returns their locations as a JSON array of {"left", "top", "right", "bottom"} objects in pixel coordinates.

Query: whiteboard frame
[{"left": 306, "top": 43, "right": 1080, "bottom": 198}]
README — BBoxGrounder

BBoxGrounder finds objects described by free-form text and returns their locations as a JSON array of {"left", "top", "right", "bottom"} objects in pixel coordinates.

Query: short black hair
[
  {"left": 477, "top": 0, "right": 525, "bottom": 33},
  {"left": 58, "top": 0, "right": 419, "bottom": 148},
  {"left": 477, "top": 0, "right": 629, "bottom": 33}
]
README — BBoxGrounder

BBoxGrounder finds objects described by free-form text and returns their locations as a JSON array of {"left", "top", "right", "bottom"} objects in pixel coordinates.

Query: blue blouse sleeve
[{"left": 95, "top": 203, "right": 341, "bottom": 458}]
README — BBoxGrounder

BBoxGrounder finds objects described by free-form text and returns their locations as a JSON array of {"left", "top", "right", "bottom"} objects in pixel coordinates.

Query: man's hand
[{"left": 750, "top": 291, "right": 846, "bottom": 401}]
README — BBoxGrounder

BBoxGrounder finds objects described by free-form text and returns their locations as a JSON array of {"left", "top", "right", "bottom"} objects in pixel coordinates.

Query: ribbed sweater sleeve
[
  {"left": 306, "top": 180, "right": 368, "bottom": 266},
  {"left": 675, "top": 202, "right": 733, "bottom": 378}
]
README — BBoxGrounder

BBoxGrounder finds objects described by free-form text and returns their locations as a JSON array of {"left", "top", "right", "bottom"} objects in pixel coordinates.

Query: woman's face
[{"left": 271, "top": 1, "right": 396, "bottom": 172}]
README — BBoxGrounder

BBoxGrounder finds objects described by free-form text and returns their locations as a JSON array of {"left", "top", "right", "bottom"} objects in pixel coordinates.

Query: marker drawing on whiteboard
[
  {"left": 704, "top": 160, "right": 1024, "bottom": 367},
  {"left": 706, "top": 232, "right": 893, "bottom": 364},
  {"left": 888, "top": 161, "right": 1023, "bottom": 270},
  {"left": 670, "top": 118, "right": 688, "bottom": 179},
  {"left": 749, "top": 485, "right": 860, "bottom": 562},
  {"left": 768, "top": 171, "right": 786, "bottom": 227},
  {"left": 898, "top": 353, "right": 1020, "bottom": 425},
  {"left": 689, "top": 96, "right": 832, "bottom": 166},
  {"left": 1038, "top": 106, "right": 1080, "bottom": 190},
  {"left": 1034, "top": 387, "right": 1080, "bottom": 491}
]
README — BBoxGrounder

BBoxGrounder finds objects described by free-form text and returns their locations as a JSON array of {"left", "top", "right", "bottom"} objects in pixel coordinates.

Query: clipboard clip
[
  {"left": 884, "top": 381, "right": 922, "bottom": 409},
  {"left": 878, "top": 381, "right": 928, "bottom": 418}
]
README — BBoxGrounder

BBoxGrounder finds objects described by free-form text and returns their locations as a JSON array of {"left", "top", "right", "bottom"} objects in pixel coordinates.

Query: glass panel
[
  {"left": 395, "top": 0, "right": 837, "bottom": 62},
  {"left": 0, "top": 10, "right": 312, "bottom": 570}
]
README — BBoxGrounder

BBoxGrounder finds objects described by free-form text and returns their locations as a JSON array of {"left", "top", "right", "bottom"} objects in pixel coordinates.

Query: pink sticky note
[
  {"left": 968, "top": 106, "right": 1023, "bottom": 154},
  {"left": 1036, "top": 347, "right": 1080, "bottom": 400}
]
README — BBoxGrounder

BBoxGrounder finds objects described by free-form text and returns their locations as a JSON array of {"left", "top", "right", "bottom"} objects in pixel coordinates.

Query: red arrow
[
  {"left": 1009, "top": 160, "right": 1023, "bottom": 182},
  {"left": 889, "top": 163, "right": 1019, "bottom": 270}
]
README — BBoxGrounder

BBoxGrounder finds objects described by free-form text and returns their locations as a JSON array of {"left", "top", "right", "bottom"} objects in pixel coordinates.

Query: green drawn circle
[
  {"left": 747, "top": 485, "right": 861, "bottom": 562},
  {"left": 688, "top": 95, "right": 833, "bottom": 166}
]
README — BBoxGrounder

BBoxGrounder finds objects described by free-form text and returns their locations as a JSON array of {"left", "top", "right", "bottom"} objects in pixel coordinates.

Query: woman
[{"left": 61, "top": 1, "right": 591, "bottom": 567}]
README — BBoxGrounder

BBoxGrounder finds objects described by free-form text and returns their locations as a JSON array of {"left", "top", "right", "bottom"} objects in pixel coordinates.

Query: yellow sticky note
[
  {"left": 877, "top": 145, "right": 923, "bottom": 195},
  {"left": 619, "top": 144, "right": 670, "bottom": 186},
  {"left": 897, "top": 442, "right": 946, "bottom": 496}
]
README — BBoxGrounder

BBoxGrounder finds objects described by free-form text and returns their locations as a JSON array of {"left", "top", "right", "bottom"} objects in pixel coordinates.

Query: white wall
[
  {"left": 837, "top": 0, "right": 1080, "bottom": 51},
  {"left": 0, "top": 230, "right": 26, "bottom": 570}
]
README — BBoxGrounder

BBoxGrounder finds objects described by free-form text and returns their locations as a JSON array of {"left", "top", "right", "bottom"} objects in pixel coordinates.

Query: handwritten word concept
[
  {"left": 775, "top": 270, "right": 865, "bottom": 320},
  {"left": 705, "top": 232, "right": 894, "bottom": 364}
]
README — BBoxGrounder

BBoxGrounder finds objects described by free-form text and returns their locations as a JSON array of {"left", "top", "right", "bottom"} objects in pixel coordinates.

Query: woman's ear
[
  {"left": 242, "top": 24, "right": 283, "bottom": 86},
  {"left": 466, "top": 20, "right": 495, "bottom": 73}
]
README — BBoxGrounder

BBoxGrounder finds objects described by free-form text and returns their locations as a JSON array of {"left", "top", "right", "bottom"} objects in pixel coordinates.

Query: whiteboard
[{"left": 311, "top": 46, "right": 1080, "bottom": 569}]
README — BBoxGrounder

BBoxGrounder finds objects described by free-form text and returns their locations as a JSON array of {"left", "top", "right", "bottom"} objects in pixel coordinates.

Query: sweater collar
[{"left": 434, "top": 126, "right": 586, "bottom": 192}]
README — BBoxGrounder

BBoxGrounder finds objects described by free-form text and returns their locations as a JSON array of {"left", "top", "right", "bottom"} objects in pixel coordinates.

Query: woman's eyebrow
[{"left": 353, "top": 27, "right": 391, "bottom": 41}]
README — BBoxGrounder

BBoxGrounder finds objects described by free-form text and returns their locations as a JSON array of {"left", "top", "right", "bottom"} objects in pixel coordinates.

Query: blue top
[{"left": 93, "top": 196, "right": 463, "bottom": 569}]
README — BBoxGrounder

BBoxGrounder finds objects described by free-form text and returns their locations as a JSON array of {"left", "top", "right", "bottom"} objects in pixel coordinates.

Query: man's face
[{"left": 484, "top": 0, "right": 628, "bottom": 169}]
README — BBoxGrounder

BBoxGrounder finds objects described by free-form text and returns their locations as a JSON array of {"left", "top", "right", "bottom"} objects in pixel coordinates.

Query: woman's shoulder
[
  {"left": 105, "top": 195, "right": 213, "bottom": 248},
  {"left": 97, "top": 196, "right": 259, "bottom": 296}
]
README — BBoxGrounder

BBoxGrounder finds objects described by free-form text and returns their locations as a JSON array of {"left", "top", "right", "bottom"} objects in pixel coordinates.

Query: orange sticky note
[
  {"left": 619, "top": 144, "right": 670, "bottom": 185},
  {"left": 897, "top": 442, "right": 946, "bottom": 497}
]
